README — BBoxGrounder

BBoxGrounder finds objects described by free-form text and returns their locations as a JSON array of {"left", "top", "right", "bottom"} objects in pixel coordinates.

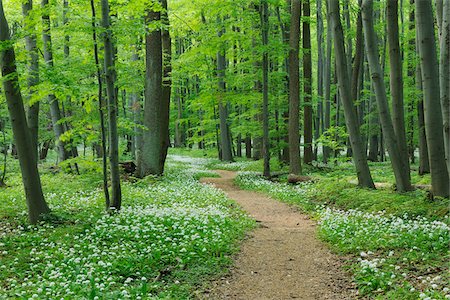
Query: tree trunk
[
  {"left": 101, "top": 0, "right": 122, "bottom": 208},
  {"left": 415, "top": 0, "right": 449, "bottom": 197},
  {"left": 289, "top": 0, "right": 302, "bottom": 174},
  {"left": 0, "top": 0, "right": 50, "bottom": 224},
  {"left": 439, "top": 0, "right": 449, "bottom": 174},
  {"left": 362, "top": 0, "right": 412, "bottom": 192},
  {"left": 323, "top": 3, "right": 332, "bottom": 163},
  {"left": 161, "top": 0, "right": 172, "bottom": 153},
  {"left": 217, "top": 21, "right": 233, "bottom": 162},
  {"left": 22, "top": 0, "right": 39, "bottom": 163},
  {"left": 42, "top": 0, "right": 68, "bottom": 163},
  {"left": 303, "top": 0, "right": 313, "bottom": 164},
  {"left": 329, "top": 0, "right": 375, "bottom": 189},
  {"left": 245, "top": 134, "right": 252, "bottom": 158},
  {"left": 387, "top": 0, "right": 410, "bottom": 177},
  {"left": 90, "top": 0, "right": 110, "bottom": 208},
  {"left": 139, "top": 6, "right": 171, "bottom": 175},
  {"left": 316, "top": 0, "right": 324, "bottom": 161},
  {"left": 261, "top": 0, "right": 270, "bottom": 178}
]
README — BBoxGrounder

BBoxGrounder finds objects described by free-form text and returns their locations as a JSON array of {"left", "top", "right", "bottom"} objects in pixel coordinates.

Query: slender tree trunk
[
  {"left": 90, "top": 0, "right": 110, "bottom": 208},
  {"left": 289, "top": 0, "right": 302, "bottom": 174},
  {"left": 303, "top": 0, "right": 313, "bottom": 164},
  {"left": 42, "top": 0, "right": 68, "bottom": 163},
  {"left": 387, "top": 0, "right": 410, "bottom": 178},
  {"left": 161, "top": 0, "right": 172, "bottom": 152},
  {"left": 276, "top": 3, "right": 291, "bottom": 164},
  {"left": 217, "top": 21, "right": 233, "bottom": 162},
  {"left": 0, "top": 0, "right": 50, "bottom": 224},
  {"left": 329, "top": 0, "right": 375, "bottom": 189},
  {"left": 261, "top": 0, "right": 270, "bottom": 177},
  {"left": 131, "top": 51, "right": 142, "bottom": 162},
  {"left": 101, "top": 0, "right": 122, "bottom": 208},
  {"left": 362, "top": 0, "right": 412, "bottom": 192},
  {"left": 22, "top": 0, "right": 39, "bottom": 163},
  {"left": 316, "top": 0, "right": 324, "bottom": 161},
  {"left": 323, "top": 4, "right": 332, "bottom": 163},
  {"left": 439, "top": 0, "right": 449, "bottom": 174},
  {"left": 245, "top": 134, "right": 252, "bottom": 159},
  {"left": 415, "top": 0, "right": 449, "bottom": 197}
]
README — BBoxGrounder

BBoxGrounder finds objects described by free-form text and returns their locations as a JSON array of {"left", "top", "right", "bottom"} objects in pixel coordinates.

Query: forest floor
[{"left": 200, "top": 170, "right": 356, "bottom": 300}]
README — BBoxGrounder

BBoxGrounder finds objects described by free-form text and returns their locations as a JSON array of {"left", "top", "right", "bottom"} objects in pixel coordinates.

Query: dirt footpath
[{"left": 200, "top": 170, "right": 357, "bottom": 300}]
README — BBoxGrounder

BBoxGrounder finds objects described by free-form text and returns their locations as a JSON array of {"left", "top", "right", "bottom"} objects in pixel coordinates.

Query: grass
[{"left": 0, "top": 154, "right": 255, "bottom": 299}]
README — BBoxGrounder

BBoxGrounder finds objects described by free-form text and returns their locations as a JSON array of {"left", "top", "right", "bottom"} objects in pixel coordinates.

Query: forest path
[{"left": 199, "top": 170, "right": 356, "bottom": 300}]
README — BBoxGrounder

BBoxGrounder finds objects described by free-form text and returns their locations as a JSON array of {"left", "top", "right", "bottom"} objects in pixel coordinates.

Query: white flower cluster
[{"left": 0, "top": 155, "right": 253, "bottom": 299}]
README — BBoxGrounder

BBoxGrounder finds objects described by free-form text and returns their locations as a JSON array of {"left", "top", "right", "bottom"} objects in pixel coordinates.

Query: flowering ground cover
[
  {"left": 234, "top": 171, "right": 449, "bottom": 299},
  {"left": 0, "top": 156, "right": 254, "bottom": 299}
]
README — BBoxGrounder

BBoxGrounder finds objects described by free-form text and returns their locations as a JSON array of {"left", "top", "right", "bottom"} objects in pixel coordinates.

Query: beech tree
[
  {"left": 138, "top": 2, "right": 172, "bottom": 175},
  {"left": 362, "top": 0, "right": 412, "bottom": 192},
  {"left": 101, "top": 0, "right": 121, "bottom": 209},
  {"left": 415, "top": 0, "right": 449, "bottom": 197},
  {"left": 288, "top": 0, "right": 302, "bottom": 175},
  {"left": 1, "top": 0, "right": 50, "bottom": 224},
  {"left": 328, "top": 0, "right": 375, "bottom": 189}
]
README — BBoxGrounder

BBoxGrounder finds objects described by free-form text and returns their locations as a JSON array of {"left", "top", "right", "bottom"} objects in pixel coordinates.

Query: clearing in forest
[{"left": 200, "top": 170, "right": 356, "bottom": 300}]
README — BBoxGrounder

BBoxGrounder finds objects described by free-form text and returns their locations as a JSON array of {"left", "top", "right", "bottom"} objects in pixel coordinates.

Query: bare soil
[{"left": 199, "top": 170, "right": 357, "bottom": 300}]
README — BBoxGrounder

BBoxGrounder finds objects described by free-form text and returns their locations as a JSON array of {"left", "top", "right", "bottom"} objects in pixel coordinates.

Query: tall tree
[
  {"left": 101, "top": 0, "right": 122, "bottom": 209},
  {"left": 303, "top": 0, "right": 313, "bottom": 163},
  {"left": 316, "top": 0, "right": 324, "bottom": 161},
  {"left": 261, "top": 0, "right": 270, "bottom": 178},
  {"left": 22, "top": 0, "right": 39, "bottom": 162},
  {"left": 362, "top": 0, "right": 412, "bottom": 192},
  {"left": 386, "top": 0, "right": 410, "bottom": 177},
  {"left": 217, "top": 18, "right": 233, "bottom": 162},
  {"left": 161, "top": 0, "right": 172, "bottom": 157},
  {"left": 329, "top": 0, "right": 375, "bottom": 189},
  {"left": 415, "top": 0, "right": 449, "bottom": 197},
  {"left": 1, "top": 0, "right": 50, "bottom": 224},
  {"left": 288, "top": 0, "right": 302, "bottom": 174},
  {"left": 42, "top": 0, "right": 69, "bottom": 162},
  {"left": 323, "top": 2, "right": 332, "bottom": 163},
  {"left": 90, "top": 0, "right": 110, "bottom": 208},
  {"left": 139, "top": 3, "right": 172, "bottom": 175},
  {"left": 439, "top": 0, "right": 449, "bottom": 174}
]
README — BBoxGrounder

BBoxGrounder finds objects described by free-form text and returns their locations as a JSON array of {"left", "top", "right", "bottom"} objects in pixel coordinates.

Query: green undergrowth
[
  {"left": 0, "top": 154, "right": 255, "bottom": 299},
  {"left": 230, "top": 160, "right": 449, "bottom": 300}
]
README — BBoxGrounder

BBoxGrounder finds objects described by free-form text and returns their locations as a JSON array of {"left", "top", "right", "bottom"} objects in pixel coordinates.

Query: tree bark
[
  {"left": 101, "top": 0, "right": 122, "bottom": 208},
  {"left": 316, "top": 0, "right": 324, "bottom": 161},
  {"left": 139, "top": 6, "right": 171, "bottom": 175},
  {"left": 90, "top": 0, "right": 110, "bottom": 208},
  {"left": 323, "top": 3, "right": 332, "bottom": 163},
  {"left": 415, "top": 0, "right": 449, "bottom": 197},
  {"left": 329, "top": 0, "right": 375, "bottom": 189},
  {"left": 217, "top": 20, "right": 233, "bottom": 162},
  {"left": 303, "top": 0, "right": 313, "bottom": 164},
  {"left": 161, "top": 0, "right": 172, "bottom": 153},
  {"left": 362, "top": 0, "right": 412, "bottom": 192},
  {"left": 0, "top": 0, "right": 50, "bottom": 224},
  {"left": 387, "top": 0, "right": 410, "bottom": 177},
  {"left": 261, "top": 0, "right": 271, "bottom": 177},
  {"left": 439, "top": 0, "right": 449, "bottom": 174},
  {"left": 289, "top": 0, "right": 302, "bottom": 174}
]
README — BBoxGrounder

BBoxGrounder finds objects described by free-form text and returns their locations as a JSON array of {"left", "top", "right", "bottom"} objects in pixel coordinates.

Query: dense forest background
[{"left": 0, "top": 0, "right": 449, "bottom": 222}]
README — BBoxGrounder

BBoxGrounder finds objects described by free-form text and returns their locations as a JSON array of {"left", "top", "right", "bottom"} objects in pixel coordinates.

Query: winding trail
[{"left": 200, "top": 170, "right": 356, "bottom": 300}]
